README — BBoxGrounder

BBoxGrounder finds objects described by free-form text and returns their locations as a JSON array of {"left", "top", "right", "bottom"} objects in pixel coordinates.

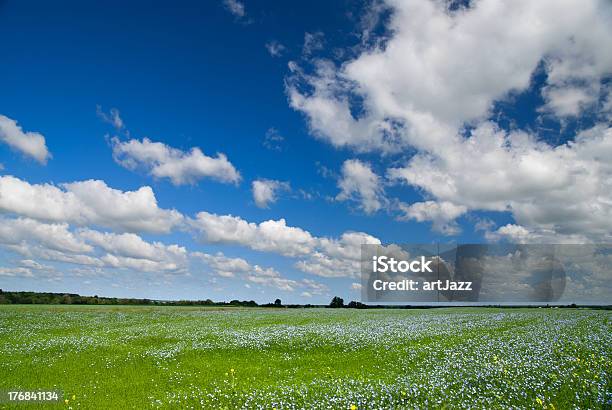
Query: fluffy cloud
[
  {"left": 288, "top": 0, "right": 612, "bottom": 240},
  {"left": 246, "top": 266, "right": 297, "bottom": 291},
  {"left": 289, "top": 0, "right": 612, "bottom": 152},
  {"left": 0, "top": 266, "right": 34, "bottom": 277},
  {"left": 540, "top": 85, "right": 599, "bottom": 117},
  {"left": 192, "top": 251, "right": 251, "bottom": 278},
  {"left": 0, "top": 114, "right": 51, "bottom": 164},
  {"left": 336, "top": 159, "right": 385, "bottom": 214},
  {"left": 111, "top": 137, "right": 241, "bottom": 185},
  {"left": 0, "top": 216, "right": 188, "bottom": 273},
  {"left": 0, "top": 171, "right": 385, "bottom": 278},
  {"left": 190, "top": 211, "right": 383, "bottom": 277},
  {"left": 0, "top": 175, "right": 183, "bottom": 233},
  {"left": 191, "top": 212, "right": 316, "bottom": 257},
  {"left": 246, "top": 267, "right": 330, "bottom": 294},
  {"left": 300, "top": 278, "right": 329, "bottom": 295},
  {"left": 297, "top": 232, "right": 381, "bottom": 278},
  {"left": 318, "top": 231, "right": 381, "bottom": 261},
  {"left": 287, "top": 59, "right": 398, "bottom": 152},
  {"left": 295, "top": 252, "right": 358, "bottom": 278},
  {"left": 20, "top": 259, "right": 49, "bottom": 270},
  {"left": 389, "top": 122, "right": 612, "bottom": 241},
  {"left": 485, "top": 224, "right": 589, "bottom": 244},
  {"left": 398, "top": 201, "right": 467, "bottom": 236},
  {"left": 193, "top": 251, "right": 328, "bottom": 293},
  {"left": 252, "top": 179, "right": 290, "bottom": 208},
  {"left": 0, "top": 217, "right": 92, "bottom": 254},
  {"left": 487, "top": 224, "right": 534, "bottom": 243},
  {"left": 78, "top": 229, "right": 187, "bottom": 268},
  {"left": 100, "top": 253, "right": 185, "bottom": 273}
]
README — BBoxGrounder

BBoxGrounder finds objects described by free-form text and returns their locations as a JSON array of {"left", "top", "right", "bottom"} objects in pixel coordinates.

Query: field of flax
[{"left": 0, "top": 305, "right": 610, "bottom": 409}]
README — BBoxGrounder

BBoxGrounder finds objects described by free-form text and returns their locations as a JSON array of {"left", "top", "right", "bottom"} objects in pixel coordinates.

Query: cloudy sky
[{"left": 0, "top": 0, "right": 611, "bottom": 303}]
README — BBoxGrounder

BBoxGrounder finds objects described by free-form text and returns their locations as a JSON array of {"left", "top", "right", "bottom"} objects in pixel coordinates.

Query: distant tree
[
  {"left": 347, "top": 300, "right": 367, "bottom": 309},
  {"left": 329, "top": 296, "right": 344, "bottom": 308},
  {"left": 274, "top": 298, "right": 282, "bottom": 307}
]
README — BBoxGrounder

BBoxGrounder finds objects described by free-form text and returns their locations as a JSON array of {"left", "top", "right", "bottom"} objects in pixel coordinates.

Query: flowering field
[{"left": 0, "top": 306, "right": 610, "bottom": 409}]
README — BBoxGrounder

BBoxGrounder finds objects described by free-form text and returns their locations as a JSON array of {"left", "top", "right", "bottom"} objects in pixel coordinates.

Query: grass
[{"left": 0, "top": 305, "right": 610, "bottom": 409}]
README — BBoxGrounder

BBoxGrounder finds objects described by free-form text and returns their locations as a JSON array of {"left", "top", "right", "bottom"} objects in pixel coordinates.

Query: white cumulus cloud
[
  {"left": 398, "top": 201, "right": 467, "bottom": 236},
  {"left": 336, "top": 159, "right": 385, "bottom": 214},
  {"left": 288, "top": 0, "right": 612, "bottom": 241},
  {"left": 0, "top": 114, "right": 51, "bottom": 164},
  {"left": 252, "top": 179, "right": 290, "bottom": 208},
  {"left": 111, "top": 137, "right": 241, "bottom": 185},
  {"left": 192, "top": 251, "right": 251, "bottom": 278},
  {"left": 0, "top": 217, "right": 189, "bottom": 274},
  {"left": 78, "top": 229, "right": 187, "bottom": 266},
  {"left": 190, "top": 211, "right": 383, "bottom": 277},
  {"left": 388, "top": 122, "right": 612, "bottom": 241},
  {"left": 0, "top": 175, "right": 183, "bottom": 233},
  {"left": 190, "top": 212, "right": 316, "bottom": 257},
  {"left": 288, "top": 0, "right": 612, "bottom": 152},
  {"left": 192, "top": 250, "right": 328, "bottom": 293},
  {"left": 0, "top": 217, "right": 92, "bottom": 254}
]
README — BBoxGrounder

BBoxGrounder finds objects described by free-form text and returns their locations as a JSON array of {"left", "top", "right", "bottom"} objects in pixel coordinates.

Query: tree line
[
  {"left": 0, "top": 290, "right": 367, "bottom": 308},
  {"left": 0, "top": 290, "right": 596, "bottom": 309}
]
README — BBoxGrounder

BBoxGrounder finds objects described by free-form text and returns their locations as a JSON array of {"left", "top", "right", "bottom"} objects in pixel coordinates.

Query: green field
[{"left": 0, "top": 306, "right": 610, "bottom": 409}]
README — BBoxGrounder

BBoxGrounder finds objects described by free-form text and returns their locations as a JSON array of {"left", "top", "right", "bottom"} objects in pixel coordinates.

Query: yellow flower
[
  {"left": 536, "top": 397, "right": 543, "bottom": 406},
  {"left": 230, "top": 368, "right": 235, "bottom": 373},
  {"left": 64, "top": 399, "right": 69, "bottom": 404},
  {"left": 350, "top": 404, "right": 357, "bottom": 410},
  {"left": 72, "top": 395, "right": 76, "bottom": 400}
]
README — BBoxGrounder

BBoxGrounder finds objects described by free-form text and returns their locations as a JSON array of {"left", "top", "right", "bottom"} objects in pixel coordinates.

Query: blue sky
[{"left": 0, "top": 0, "right": 611, "bottom": 303}]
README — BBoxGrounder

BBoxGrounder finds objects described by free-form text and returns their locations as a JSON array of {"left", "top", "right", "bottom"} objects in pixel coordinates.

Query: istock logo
[{"left": 372, "top": 255, "right": 433, "bottom": 273}]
